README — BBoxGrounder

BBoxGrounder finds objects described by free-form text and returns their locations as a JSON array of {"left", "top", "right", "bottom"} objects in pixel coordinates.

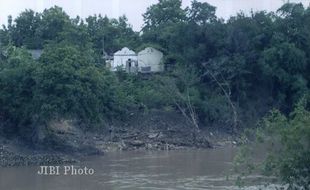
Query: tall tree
[
  {"left": 10, "top": 10, "right": 42, "bottom": 48},
  {"left": 142, "top": 0, "right": 186, "bottom": 31},
  {"left": 40, "top": 6, "right": 70, "bottom": 42},
  {"left": 188, "top": 0, "right": 217, "bottom": 25}
]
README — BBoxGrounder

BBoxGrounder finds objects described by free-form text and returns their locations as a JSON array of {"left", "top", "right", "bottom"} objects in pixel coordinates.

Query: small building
[
  {"left": 105, "top": 58, "right": 114, "bottom": 70},
  {"left": 28, "top": 49, "right": 43, "bottom": 60},
  {"left": 112, "top": 47, "right": 137, "bottom": 71},
  {"left": 103, "top": 51, "right": 114, "bottom": 69},
  {"left": 138, "top": 47, "right": 164, "bottom": 73}
]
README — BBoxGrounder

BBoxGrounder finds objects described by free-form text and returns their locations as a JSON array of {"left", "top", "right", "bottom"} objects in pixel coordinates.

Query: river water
[{"left": 0, "top": 146, "right": 282, "bottom": 190}]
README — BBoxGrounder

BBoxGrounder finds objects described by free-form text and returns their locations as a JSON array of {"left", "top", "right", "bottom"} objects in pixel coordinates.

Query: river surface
[{"left": 0, "top": 146, "right": 282, "bottom": 190}]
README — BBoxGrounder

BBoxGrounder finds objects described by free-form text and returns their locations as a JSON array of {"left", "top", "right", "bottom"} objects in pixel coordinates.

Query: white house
[
  {"left": 138, "top": 47, "right": 164, "bottom": 73},
  {"left": 112, "top": 47, "right": 137, "bottom": 71},
  {"left": 28, "top": 49, "right": 43, "bottom": 60}
]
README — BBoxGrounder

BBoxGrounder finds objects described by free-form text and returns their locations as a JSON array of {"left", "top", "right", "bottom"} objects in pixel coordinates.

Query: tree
[
  {"left": 85, "top": 14, "right": 140, "bottom": 59},
  {"left": 35, "top": 43, "right": 118, "bottom": 123},
  {"left": 259, "top": 42, "right": 307, "bottom": 110},
  {"left": 10, "top": 9, "right": 42, "bottom": 48},
  {"left": 235, "top": 96, "right": 310, "bottom": 189},
  {"left": 277, "top": 3, "right": 305, "bottom": 18},
  {"left": 157, "top": 65, "right": 201, "bottom": 131},
  {"left": 40, "top": 6, "right": 70, "bottom": 42},
  {"left": 0, "top": 43, "right": 124, "bottom": 141},
  {"left": 142, "top": 0, "right": 186, "bottom": 31},
  {"left": 0, "top": 47, "right": 37, "bottom": 131},
  {"left": 188, "top": 0, "right": 217, "bottom": 25}
]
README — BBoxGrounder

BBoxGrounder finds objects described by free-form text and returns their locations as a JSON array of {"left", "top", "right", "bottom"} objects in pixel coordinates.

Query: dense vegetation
[
  {"left": 234, "top": 96, "right": 309, "bottom": 189},
  {"left": 0, "top": 0, "right": 309, "bottom": 186},
  {"left": 0, "top": 0, "right": 309, "bottom": 131},
  {"left": 0, "top": 0, "right": 308, "bottom": 129}
]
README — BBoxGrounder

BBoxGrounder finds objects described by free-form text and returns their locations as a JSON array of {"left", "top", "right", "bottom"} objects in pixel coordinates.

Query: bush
[
  {"left": 0, "top": 45, "right": 124, "bottom": 135},
  {"left": 117, "top": 74, "right": 173, "bottom": 110},
  {"left": 0, "top": 47, "right": 37, "bottom": 127},
  {"left": 234, "top": 95, "right": 310, "bottom": 189}
]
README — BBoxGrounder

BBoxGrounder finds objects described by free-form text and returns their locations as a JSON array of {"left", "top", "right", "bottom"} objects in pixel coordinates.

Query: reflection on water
[{"left": 0, "top": 146, "right": 283, "bottom": 190}]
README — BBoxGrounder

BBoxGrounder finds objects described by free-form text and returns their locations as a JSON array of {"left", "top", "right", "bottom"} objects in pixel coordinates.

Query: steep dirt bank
[
  {"left": 0, "top": 137, "right": 77, "bottom": 167},
  {"left": 0, "top": 110, "right": 240, "bottom": 167}
]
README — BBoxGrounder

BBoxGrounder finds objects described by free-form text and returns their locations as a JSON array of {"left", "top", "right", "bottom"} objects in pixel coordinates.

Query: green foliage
[
  {"left": 142, "top": 0, "right": 186, "bottom": 31},
  {"left": 235, "top": 96, "right": 310, "bottom": 189},
  {"left": 40, "top": 6, "right": 71, "bottom": 42},
  {"left": 36, "top": 44, "right": 120, "bottom": 123},
  {"left": 0, "top": 6, "right": 140, "bottom": 60},
  {"left": 199, "top": 94, "right": 232, "bottom": 126},
  {"left": 5, "top": 6, "right": 71, "bottom": 49},
  {"left": 0, "top": 45, "right": 123, "bottom": 134},
  {"left": 0, "top": 1, "right": 309, "bottom": 147},
  {"left": 117, "top": 74, "right": 173, "bottom": 110},
  {"left": 0, "top": 47, "right": 37, "bottom": 126},
  {"left": 85, "top": 14, "right": 141, "bottom": 55},
  {"left": 188, "top": 0, "right": 217, "bottom": 25},
  {"left": 10, "top": 9, "right": 43, "bottom": 48},
  {"left": 259, "top": 42, "right": 308, "bottom": 107}
]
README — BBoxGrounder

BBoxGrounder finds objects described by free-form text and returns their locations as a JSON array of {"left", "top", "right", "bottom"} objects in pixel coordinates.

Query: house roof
[
  {"left": 114, "top": 47, "right": 136, "bottom": 56},
  {"left": 138, "top": 47, "right": 163, "bottom": 56}
]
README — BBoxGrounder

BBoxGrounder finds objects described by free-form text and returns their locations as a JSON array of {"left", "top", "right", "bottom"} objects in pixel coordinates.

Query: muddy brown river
[{"left": 0, "top": 146, "right": 283, "bottom": 190}]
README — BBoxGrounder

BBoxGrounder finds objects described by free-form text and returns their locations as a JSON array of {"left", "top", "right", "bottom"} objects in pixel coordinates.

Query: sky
[{"left": 0, "top": 0, "right": 309, "bottom": 31}]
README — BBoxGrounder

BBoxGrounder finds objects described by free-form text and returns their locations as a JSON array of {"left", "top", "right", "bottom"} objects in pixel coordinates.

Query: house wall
[
  {"left": 138, "top": 47, "right": 164, "bottom": 73},
  {"left": 28, "top": 49, "right": 43, "bottom": 60},
  {"left": 112, "top": 47, "right": 137, "bottom": 71}
]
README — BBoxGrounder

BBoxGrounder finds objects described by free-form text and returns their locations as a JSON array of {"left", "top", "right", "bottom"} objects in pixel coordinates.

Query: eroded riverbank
[{"left": 0, "top": 110, "right": 241, "bottom": 167}]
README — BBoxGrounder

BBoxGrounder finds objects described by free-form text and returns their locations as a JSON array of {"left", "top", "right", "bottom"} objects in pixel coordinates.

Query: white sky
[{"left": 0, "top": 0, "right": 309, "bottom": 31}]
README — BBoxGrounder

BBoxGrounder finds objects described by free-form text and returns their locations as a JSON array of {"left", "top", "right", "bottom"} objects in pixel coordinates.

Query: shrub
[
  {"left": 234, "top": 95, "right": 310, "bottom": 189},
  {"left": 0, "top": 45, "right": 124, "bottom": 135}
]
